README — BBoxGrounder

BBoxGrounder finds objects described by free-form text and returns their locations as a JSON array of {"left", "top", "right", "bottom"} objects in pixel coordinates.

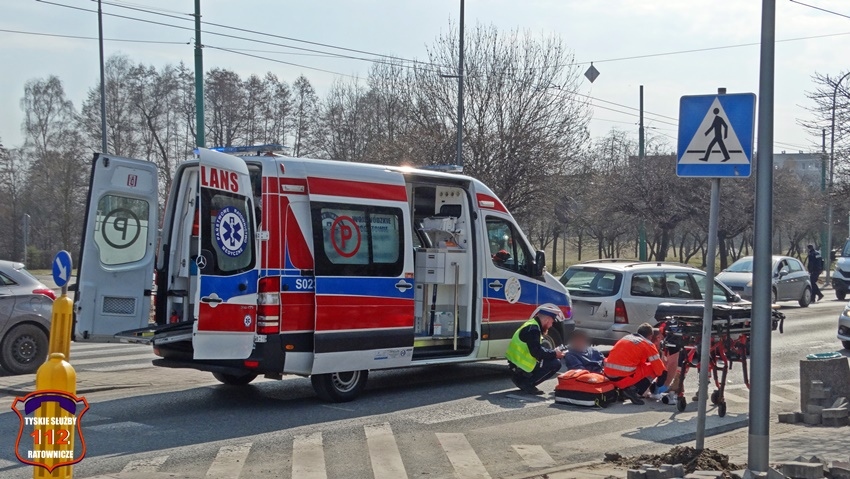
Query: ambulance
[{"left": 73, "top": 146, "right": 571, "bottom": 402}]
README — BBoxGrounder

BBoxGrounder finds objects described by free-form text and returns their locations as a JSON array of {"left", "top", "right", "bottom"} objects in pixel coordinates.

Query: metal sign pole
[
  {"left": 748, "top": 0, "right": 776, "bottom": 472},
  {"left": 695, "top": 177, "right": 721, "bottom": 449}
]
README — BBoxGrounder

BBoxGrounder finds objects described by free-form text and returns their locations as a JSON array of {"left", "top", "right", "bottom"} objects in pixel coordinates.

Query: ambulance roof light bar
[
  {"left": 193, "top": 144, "right": 289, "bottom": 157},
  {"left": 420, "top": 164, "right": 464, "bottom": 174}
]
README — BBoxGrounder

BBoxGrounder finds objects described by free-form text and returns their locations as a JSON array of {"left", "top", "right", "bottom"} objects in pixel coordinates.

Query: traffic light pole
[
  {"left": 194, "top": 0, "right": 205, "bottom": 148},
  {"left": 638, "top": 85, "right": 647, "bottom": 261}
]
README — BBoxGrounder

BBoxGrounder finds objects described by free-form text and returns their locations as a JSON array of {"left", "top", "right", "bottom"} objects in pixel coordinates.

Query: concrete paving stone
[
  {"left": 645, "top": 468, "right": 666, "bottom": 479},
  {"left": 831, "top": 465, "right": 850, "bottom": 479},
  {"left": 833, "top": 397, "right": 848, "bottom": 408},
  {"left": 672, "top": 465, "right": 685, "bottom": 477},
  {"left": 803, "top": 412, "right": 822, "bottom": 425},
  {"left": 779, "top": 412, "right": 802, "bottom": 424},
  {"left": 779, "top": 461, "right": 823, "bottom": 479},
  {"left": 627, "top": 469, "right": 647, "bottom": 479},
  {"left": 822, "top": 416, "right": 849, "bottom": 427},
  {"left": 822, "top": 408, "right": 849, "bottom": 419},
  {"left": 809, "top": 387, "right": 831, "bottom": 400},
  {"left": 806, "top": 404, "right": 825, "bottom": 414}
]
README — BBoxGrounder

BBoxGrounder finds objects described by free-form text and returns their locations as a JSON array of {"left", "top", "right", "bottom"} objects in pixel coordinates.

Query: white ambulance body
[{"left": 74, "top": 148, "right": 571, "bottom": 401}]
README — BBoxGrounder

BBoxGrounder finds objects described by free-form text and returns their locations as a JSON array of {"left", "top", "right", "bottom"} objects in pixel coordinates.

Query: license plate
[{"left": 254, "top": 334, "right": 267, "bottom": 343}]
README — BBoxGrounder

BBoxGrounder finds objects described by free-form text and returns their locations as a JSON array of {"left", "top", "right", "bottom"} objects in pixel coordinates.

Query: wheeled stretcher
[{"left": 653, "top": 302, "right": 784, "bottom": 417}]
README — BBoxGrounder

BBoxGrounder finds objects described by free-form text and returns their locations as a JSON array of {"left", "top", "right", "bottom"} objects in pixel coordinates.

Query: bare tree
[{"left": 291, "top": 75, "right": 319, "bottom": 157}]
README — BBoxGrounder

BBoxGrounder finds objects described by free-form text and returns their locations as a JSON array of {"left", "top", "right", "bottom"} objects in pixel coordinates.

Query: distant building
[{"left": 774, "top": 151, "right": 824, "bottom": 188}]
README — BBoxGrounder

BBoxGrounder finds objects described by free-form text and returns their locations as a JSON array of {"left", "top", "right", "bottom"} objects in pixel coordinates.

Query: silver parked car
[
  {"left": 0, "top": 260, "right": 55, "bottom": 374},
  {"left": 838, "top": 302, "right": 850, "bottom": 350},
  {"left": 716, "top": 255, "right": 812, "bottom": 307}
]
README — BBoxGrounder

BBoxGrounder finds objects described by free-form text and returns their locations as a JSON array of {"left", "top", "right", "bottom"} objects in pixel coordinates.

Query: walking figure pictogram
[{"left": 700, "top": 108, "right": 731, "bottom": 162}]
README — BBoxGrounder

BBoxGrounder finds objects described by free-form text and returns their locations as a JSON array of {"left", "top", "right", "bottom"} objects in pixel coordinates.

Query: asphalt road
[{"left": 0, "top": 299, "right": 846, "bottom": 479}]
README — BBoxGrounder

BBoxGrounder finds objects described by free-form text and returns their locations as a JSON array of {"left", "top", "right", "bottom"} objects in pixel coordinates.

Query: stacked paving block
[
  {"left": 779, "top": 379, "right": 849, "bottom": 427},
  {"left": 626, "top": 464, "right": 686, "bottom": 479}
]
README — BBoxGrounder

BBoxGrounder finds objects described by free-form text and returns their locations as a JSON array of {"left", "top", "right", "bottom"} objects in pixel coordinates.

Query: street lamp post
[{"left": 826, "top": 71, "right": 850, "bottom": 284}]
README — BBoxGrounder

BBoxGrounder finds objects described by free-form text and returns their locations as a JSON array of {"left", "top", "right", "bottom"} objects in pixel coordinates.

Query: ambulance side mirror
[{"left": 534, "top": 250, "right": 546, "bottom": 277}]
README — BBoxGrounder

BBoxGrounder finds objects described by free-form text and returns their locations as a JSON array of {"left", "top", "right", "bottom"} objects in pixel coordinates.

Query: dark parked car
[
  {"left": 0, "top": 260, "right": 55, "bottom": 374},
  {"left": 716, "top": 255, "right": 812, "bottom": 307}
]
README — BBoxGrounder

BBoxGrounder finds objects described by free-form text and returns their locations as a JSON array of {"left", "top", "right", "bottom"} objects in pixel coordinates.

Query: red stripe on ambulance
[
  {"left": 315, "top": 296, "right": 413, "bottom": 330},
  {"left": 308, "top": 177, "right": 407, "bottom": 202}
]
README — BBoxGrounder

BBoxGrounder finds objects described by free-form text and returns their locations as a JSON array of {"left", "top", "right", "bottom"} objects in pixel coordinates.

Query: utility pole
[
  {"left": 194, "top": 0, "right": 205, "bottom": 148},
  {"left": 638, "top": 85, "right": 647, "bottom": 261},
  {"left": 826, "top": 71, "right": 850, "bottom": 282},
  {"left": 455, "top": 0, "right": 465, "bottom": 168},
  {"left": 821, "top": 129, "right": 827, "bottom": 253},
  {"left": 748, "top": 0, "right": 775, "bottom": 472},
  {"left": 97, "top": 0, "right": 108, "bottom": 154}
]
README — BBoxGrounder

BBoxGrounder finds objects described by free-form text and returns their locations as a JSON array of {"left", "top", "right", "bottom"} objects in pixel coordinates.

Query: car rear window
[{"left": 560, "top": 268, "right": 622, "bottom": 297}]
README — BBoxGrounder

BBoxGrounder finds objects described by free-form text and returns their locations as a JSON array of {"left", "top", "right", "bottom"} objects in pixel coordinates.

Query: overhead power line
[
  {"left": 789, "top": 0, "right": 850, "bottom": 20},
  {"left": 0, "top": 27, "right": 188, "bottom": 44},
  {"left": 204, "top": 45, "right": 358, "bottom": 79}
]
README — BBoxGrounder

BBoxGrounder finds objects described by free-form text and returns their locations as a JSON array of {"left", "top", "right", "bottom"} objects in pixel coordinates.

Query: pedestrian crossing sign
[{"left": 677, "top": 92, "right": 756, "bottom": 178}]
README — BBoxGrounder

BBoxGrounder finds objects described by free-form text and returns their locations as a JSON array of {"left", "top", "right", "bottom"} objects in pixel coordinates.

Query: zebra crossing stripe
[
  {"left": 720, "top": 391, "right": 749, "bottom": 403},
  {"left": 70, "top": 346, "right": 148, "bottom": 358},
  {"left": 365, "top": 423, "right": 408, "bottom": 479},
  {"left": 69, "top": 353, "right": 155, "bottom": 366},
  {"left": 436, "top": 433, "right": 492, "bottom": 479},
  {"left": 292, "top": 432, "right": 327, "bottom": 479},
  {"left": 205, "top": 443, "right": 251, "bottom": 478},
  {"left": 512, "top": 445, "right": 555, "bottom": 468},
  {"left": 120, "top": 455, "right": 169, "bottom": 473},
  {"left": 774, "top": 383, "right": 800, "bottom": 394}
]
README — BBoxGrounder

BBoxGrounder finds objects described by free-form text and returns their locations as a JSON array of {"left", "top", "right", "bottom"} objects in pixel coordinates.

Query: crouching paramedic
[
  {"left": 603, "top": 323, "right": 667, "bottom": 405},
  {"left": 506, "top": 304, "right": 566, "bottom": 395}
]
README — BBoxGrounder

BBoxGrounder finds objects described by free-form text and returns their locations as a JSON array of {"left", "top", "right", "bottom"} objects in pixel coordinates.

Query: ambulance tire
[
  {"left": 542, "top": 329, "right": 563, "bottom": 350},
  {"left": 311, "top": 370, "right": 369, "bottom": 403},
  {"left": 212, "top": 372, "right": 258, "bottom": 386}
]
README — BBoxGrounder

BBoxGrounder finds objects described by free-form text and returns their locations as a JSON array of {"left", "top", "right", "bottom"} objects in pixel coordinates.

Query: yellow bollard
[
  {"left": 46, "top": 295, "right": 73, "bottom": 360},
  {"left": 32, "top": 353, "right": 77, "bottom": 479}
]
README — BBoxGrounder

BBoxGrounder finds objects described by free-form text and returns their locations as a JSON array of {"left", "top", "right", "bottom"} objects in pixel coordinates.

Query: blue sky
[{"left": 1, "top": 0, "right": 848, "bottom": 153}]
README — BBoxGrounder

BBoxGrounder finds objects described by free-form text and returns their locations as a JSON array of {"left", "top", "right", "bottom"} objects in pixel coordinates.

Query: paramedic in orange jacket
[{"left": 603, "top": 323, "right": 667, "bottom": 405}]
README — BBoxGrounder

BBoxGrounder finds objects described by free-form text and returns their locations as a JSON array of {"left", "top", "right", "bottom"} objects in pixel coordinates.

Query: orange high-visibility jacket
[{"left": 603, "top": 334, "right": 666, "bottom": 378}]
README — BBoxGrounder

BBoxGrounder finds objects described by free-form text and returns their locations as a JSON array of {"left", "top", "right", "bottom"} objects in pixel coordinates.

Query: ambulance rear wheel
[
  {"left": 312, "top": 370, "right": 368, "bottom": 403},
  {"left": 212, "top": 372, "right": 258, "bottom": 386},
  {"left": 542, "top": 329, "right": 563, "bottom": 350}
]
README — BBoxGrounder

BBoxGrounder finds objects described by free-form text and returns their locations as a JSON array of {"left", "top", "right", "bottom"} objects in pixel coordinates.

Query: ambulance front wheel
[
  {"left": 311, "top": 370, "right": 369, "bottom": 403},
  {"left": 212, "top": 372, "right": 258, "bottom": 386}
]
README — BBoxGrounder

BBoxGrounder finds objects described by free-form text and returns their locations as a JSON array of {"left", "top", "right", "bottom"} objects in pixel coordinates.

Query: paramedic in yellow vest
[{"left": 506, "top": 304, "right": 566, "bottom": 395}]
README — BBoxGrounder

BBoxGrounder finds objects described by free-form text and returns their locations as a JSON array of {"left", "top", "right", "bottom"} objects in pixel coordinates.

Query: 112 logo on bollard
[{"left": 12, "top": 389, "right": 89, "bottom": 472}]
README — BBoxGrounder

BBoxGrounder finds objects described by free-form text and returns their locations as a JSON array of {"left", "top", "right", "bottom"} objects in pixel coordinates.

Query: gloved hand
[{"left": 656, "top": 385, "right": 669, "bottom": 394}]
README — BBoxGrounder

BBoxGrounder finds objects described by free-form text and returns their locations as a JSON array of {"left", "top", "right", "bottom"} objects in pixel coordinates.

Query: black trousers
[
  {"left": 512, "top": 357, "right": 562, "bottom": 388},
  {"left": 810, "top": 272, "right": 822, "bottom": 298}
]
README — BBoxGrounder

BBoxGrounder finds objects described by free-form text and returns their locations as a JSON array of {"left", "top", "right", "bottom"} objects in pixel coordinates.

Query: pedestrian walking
[{"left": 806, "top": 244, "right": 825, "bottom": 302}]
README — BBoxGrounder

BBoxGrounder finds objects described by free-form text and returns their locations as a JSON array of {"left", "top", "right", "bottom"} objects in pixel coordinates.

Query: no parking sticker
[
  {"left": 331, "top": 216, "right": 361, "bottom": 258},
  {"left": 101, "top": 208, "right": 141, "bottom": 249},
  {"left": 214, "top": 206, "right": 247, "bottom": 257}
]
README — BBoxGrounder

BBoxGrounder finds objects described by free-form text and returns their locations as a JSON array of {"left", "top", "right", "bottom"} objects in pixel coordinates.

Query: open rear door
[
  {"left": 308, "top": 168, "right": 415, "bottom": 374},
  {"left": 75, "top": 154, "right": 158, "bottom": 341},
  {"left": 193, "top": 148, "right": 258, "bottom": 360}
]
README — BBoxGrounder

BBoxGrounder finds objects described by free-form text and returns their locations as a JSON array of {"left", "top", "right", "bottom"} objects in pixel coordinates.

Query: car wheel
[
  {"left": 798, "top": 286, "right": 811, "bottom": 308},
  {"left": 842, "top": 341, "right": 850, "bottom": 350},
  {"left": 0, "top": 324, "right": 49, "bottom": 375},
  {"left": 212, "top": 372, "right": 258, "bottom": 386},
  {"left": 837, "top": 291, "right": 847, "bottom": 301},
  {"left": 311, "top": 370, "right": 369, "bottom": 403},
  {"left": 771, "top": 289, "right": 777, "bottom": 305}
]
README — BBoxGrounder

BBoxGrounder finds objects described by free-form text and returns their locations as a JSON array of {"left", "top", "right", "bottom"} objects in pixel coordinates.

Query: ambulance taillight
[{"left": 257, "top": 277, "right": 280, "bottom": 334}]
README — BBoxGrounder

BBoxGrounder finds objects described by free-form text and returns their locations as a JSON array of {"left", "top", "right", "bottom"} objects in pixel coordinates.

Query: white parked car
[
  {"left": 559, "top": 260, "right": 742, "bottom": 345},
  {"left": 838, "top": 302, "right": 850, "bottom": 350}
]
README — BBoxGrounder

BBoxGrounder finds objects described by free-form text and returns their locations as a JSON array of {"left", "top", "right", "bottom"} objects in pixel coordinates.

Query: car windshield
[
  {"left": 726, "top": 258, "right": 753, "bottom": 273},
  {"left": 560, "top": 268, "right": 622, "bottom": 297},
  {"left": 843, "top": 241, "right": 850, "bottom": 258}
]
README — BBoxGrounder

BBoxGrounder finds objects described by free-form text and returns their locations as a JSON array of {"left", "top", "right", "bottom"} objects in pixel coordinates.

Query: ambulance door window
[
  {"left": 199, "top": 189, "right": 255, "bottom": 275},
  {"left": 312, "top": 204, "right": 404, "bottom": 277},
  {"left": 94, "top": 195, "right": 151, "bottom": 266},
  {"left": 486, "top": 217, "right": 531, "bottom": 276}
]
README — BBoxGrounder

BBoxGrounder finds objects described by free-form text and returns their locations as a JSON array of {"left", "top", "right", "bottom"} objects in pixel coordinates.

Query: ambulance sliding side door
[
  {"left": 75, "top": 154, "right": 158, "bottom": 341},
  {"left": 308, "top": 173, "right": 415, "bottom": 374}
]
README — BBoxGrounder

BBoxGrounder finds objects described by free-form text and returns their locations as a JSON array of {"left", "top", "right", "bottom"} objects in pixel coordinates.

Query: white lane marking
[
  {"left": 88, "top": 421, "right": 153, "bottom": 431},
  {"left": 364, "top": 423, "right": 408, "bottom": 479},
  {"left": 68, "top": 353, "right": 155, "bottom": 366},
  {"left": 775, "top": 383, "right": 800, "bottom": 394},
  {"left": 721, "top": 391, "right": 749, "bottom": 403},
  {"left": 70, "top": 342, "right": 141, "bottom": 351},
  {"left": 86, "top": 364, "right": 154, "bottom": 372},
  {"left": 121, "top": 455, "right": 168, "bottom": 473},
  {"left": 512, "top": 445, "right": 555, "bottom": 468},
  {"left": 0, "top": 458, "right": 21, "bottom": 468},
  {"left": 771, "top": 393, "right": 791, "bottom": 403},
  {"left": 292, "top": 432, "right": 327, "bottom": 479},
  {"left": 436, "top": 433, "right": 491, "bottom": 479},
  {"left": 70, "top": 346, "right": 148, "bottom": 358},
  {"left": 205, "top": 443, "right": 252, "bottom": 478}
]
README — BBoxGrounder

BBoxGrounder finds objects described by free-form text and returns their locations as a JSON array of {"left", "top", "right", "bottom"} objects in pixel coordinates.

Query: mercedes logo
[{"left": 195, "top": 255, "right": 207, "bottom": 270}]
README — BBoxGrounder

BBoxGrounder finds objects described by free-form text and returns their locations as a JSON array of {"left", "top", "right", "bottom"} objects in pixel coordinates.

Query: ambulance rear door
[
  {"left": 74, "top": 154, "right": 158, "bottom": 341},
  {"left": 193, "top": 148, "right": 258, "bottom": 360},
  {"left": 308, "top": 169, "right": 415, "bottom": 374}
]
